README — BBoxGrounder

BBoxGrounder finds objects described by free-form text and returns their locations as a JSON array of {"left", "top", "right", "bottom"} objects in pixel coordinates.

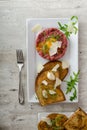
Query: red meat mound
[{"left": 36, "top": 28, "right": 68, "bottom": 61}]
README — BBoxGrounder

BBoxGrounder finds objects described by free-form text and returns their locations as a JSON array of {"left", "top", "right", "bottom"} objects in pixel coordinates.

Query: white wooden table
[{"left": 0, "top": 0, "right": 87, "bottom": 130}]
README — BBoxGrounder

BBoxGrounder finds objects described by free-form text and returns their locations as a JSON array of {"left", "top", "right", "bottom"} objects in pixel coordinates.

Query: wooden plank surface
[{"left": 0, "top": 0, "right": 87, "bottom": 129}]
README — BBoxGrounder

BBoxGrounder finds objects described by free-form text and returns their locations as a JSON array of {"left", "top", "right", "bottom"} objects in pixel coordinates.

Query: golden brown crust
[
  {"left": 35, "top": 61, "right": 68, "bottom": 106},
  {"left": 35, "top": 70, "right": 65, "bottom": 106},
  {"left": 63, "top": 108, "right": 87, "bottom": 130},
  {"left": 38, "top": 113, "right": 68, "bottom": 130},
  {"left": 38, "top": 121, "right": 52, "bottom": 130},
  {"left": 36, "top": 86, "right": 65, "bottom": 106}
]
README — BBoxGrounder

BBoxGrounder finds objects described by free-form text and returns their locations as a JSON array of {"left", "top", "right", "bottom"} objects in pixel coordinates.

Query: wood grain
[{"left": 0, "top": 0, "right": 87, "bottom": 129}]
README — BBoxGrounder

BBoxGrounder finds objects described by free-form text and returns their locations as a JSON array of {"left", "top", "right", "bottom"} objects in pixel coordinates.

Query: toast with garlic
[
  {"left": 64, "top": 108, "right": 87, "bottom": 130},
  {"left": 38, "top": 113, "right": 68, "bottom": 130},
  {"left": 35, "top": 61, "right": 69, "bottom": 106},
  {"left": 35, "top": 70, "right": 65, "bottom": 106}
]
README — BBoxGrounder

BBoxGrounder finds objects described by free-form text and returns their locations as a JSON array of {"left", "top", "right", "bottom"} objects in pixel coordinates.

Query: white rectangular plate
[{"left": 26, "top": 18, "right": 78, "bottom": 103}]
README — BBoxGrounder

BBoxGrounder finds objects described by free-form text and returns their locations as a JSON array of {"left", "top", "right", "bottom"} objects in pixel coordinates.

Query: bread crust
[
  {"left": 35, "top": 72, "right": 65, "bottom": 106},
  {"left": 35, "top": 61, "right": 68, "bottom": 106},
  {"left": 63, "top": 108, "right": 87, "bottom": 130},
  {"left": 38, "top": 113, "right": 68, "bottom": 130}
]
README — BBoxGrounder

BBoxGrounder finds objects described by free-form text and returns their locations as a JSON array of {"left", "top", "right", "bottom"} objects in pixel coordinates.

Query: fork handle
[{"left": 19, "top": 70, "right": 24, "bottom": 104}]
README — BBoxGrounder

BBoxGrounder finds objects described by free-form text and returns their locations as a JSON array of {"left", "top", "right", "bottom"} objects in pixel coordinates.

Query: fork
[{"left": 16, "top": 49, "right": 24, "bottom": 104}]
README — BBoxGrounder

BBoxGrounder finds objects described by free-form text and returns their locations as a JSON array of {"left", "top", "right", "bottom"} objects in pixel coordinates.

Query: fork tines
[{"left": 16, "top": 49, "right": 24, "bottom": 63}]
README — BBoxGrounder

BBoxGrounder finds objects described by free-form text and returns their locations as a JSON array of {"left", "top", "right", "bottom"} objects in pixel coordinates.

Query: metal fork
[{"left": 16, "top": 49, "right": 24, "bottom": 104}]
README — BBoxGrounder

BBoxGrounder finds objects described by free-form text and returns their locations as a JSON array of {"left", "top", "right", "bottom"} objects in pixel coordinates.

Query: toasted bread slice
[
  {"left": 35, "top": 70, "right": 65, "bottom": 106},
  {"left": 38, "top": 113, "right": 68, "bottom": 130},
  {"left": 41, "top": 61, "right": 68, "bottom": 80},
  {"left": 36, "top": 70, "right": 59, "bottom": 88},
  {"left": 64, "top": 108, "right": 87, "bottom": 130}
]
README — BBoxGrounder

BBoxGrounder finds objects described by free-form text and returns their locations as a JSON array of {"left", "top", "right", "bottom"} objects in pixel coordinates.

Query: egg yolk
[{"left": 36, "top": 37, "right": 57, "bottom": 54}]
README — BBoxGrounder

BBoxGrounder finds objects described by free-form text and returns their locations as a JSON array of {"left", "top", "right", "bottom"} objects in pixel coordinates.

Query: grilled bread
[
  {"left": 64, "top": 108, "right": 87, "bottom": 130},
  {"left": 38, "top": 113, "right": 68, "bottom": 130},
  {"left": 35, "top": 70, "right": 65, "bottom": 106},
  {"left": 35, "top": 61, "right": 69, "bottom": 106}
]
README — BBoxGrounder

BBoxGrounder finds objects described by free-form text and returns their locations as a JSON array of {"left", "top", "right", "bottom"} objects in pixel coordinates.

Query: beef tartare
[{"left": 36, "top": 28, "right": 68, "bottom": 61}]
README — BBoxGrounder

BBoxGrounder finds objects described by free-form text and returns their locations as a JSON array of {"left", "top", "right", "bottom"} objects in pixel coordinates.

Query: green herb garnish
[
  {"left": 51, "top": 119, "right": 63, "bottom": 130},
  {"left": 51, "top": 119, "right": 56, "bottom": 126},
  {"left": 46, "top": 34, "right": 60, "bottom": 41},
  {"left": 71, "top": 16, "right": 78, "bottom": 25},
  {"left": 65, "top": 71, "right": 79, "bottom": 101},
  {"left": 42, "top": 44, "right": 49, "bottom": 54},
  {"left": 50, "top": 94, "right": 57, "bottom": 99},
  {"left": 58, "top": 16, "right": 78, "bottom": 38},
  {"left": 55, "top": 116, "right": 63, "bottom": 122}
]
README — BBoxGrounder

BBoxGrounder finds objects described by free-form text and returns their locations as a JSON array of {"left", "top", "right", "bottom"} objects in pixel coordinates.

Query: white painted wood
[{"left": 0, "top": 0, "right": 87, "bottom": 129}]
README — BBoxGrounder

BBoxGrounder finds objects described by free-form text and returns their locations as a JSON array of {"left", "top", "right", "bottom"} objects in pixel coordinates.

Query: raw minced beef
[{"left": 36, "top": 28, "right": 68, "bottom": 61}]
